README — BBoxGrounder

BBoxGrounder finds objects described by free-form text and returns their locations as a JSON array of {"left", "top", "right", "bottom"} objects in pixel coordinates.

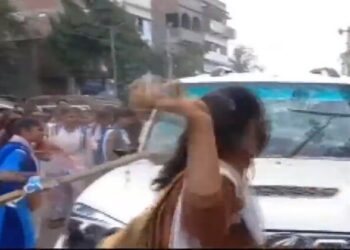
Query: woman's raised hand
[{"left": 129, "top": 82, "right": 210, "bottom": 119}]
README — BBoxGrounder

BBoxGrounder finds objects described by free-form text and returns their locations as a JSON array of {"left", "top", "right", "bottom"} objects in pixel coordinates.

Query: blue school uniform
[{"left": 0, "top": 140, "right": 38, "bottom": 248}]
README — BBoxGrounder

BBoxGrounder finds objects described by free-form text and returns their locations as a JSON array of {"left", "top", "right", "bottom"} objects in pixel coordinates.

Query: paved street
[
  {"left": 35, "top": 175, "right": 98, "bottom": 248},
  {"left": 35, "top": 203, "right": 65, "bottom": 248}
]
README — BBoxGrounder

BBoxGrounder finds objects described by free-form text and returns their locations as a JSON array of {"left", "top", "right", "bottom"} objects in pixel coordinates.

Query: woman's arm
[
  {"left": 132, "top": 84, "right": 222, "bottom": 197},
  {"left": 156, "top": 98, "right": 221, "bottom": 197}
]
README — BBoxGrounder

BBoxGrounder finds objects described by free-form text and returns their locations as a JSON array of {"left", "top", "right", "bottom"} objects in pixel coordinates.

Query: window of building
[
  {"left": 166, "top": 13, "right": 179, "bottom": 28},
  {"left": 136, "top": 17, "right": 143, "bottom": 34},
  {"left": 192, "top": 17, "right": 201, "bottom": 31},
  {"left": 181, "top": 13, "right": 191, "bottom": 29}
]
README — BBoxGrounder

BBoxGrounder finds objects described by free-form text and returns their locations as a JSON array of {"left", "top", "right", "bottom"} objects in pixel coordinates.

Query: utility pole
[
  {"left": 339, "top": 27, "right": 350, "bottom": 76},
  {"left": 166, "top": 25, "right": 174, "bottom": 80},
  {"left": 110, "top": 26, "right": 118, "bottom": 97}
]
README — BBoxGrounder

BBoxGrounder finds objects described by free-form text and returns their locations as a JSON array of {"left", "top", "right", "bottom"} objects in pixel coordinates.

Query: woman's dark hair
[
  {"left": 153, "top": 86, "right": 269, "bottom": 190},
  {"left": 0, "top": 117, "right": 41, "bottom": 147}
]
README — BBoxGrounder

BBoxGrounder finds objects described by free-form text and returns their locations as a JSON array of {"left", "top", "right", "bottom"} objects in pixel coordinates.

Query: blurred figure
[
  {"left": 98, "top": 108, "right": 133, "bottom": 162},
  {"left": 81, "top": 110, "right": 95, "bottom": 129},
  {"left": 114, "top": 108, "right": 141, "bottom": 150},
  {"left": 0, "top": 118, "right": 44, "bottom": 248},
  {"left": 47, "top": 107, "right": 89, "bottom": 164},
  {"left": 0, "top": 110, "right": 23, "bottom": 144},
  {"left": 91, "top": 108, "right": 115, "bottom": 165},
  {"left": 30, "top": 111, "right": 51, "bottom": 124},
  {"left": 42, "top": 107, "right": 91, "bottom": 228},
  {"left": 49, "top": 99, "right": 70, "bottom": 125}
]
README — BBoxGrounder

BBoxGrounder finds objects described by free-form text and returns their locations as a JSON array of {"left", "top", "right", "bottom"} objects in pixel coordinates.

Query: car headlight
[
  {"left": 265, "top": 231, "right": 350, "bottom": 249},
  {"left": 65, "top": 203, "right": 126, "bottom": 248},
  {"left": 265, "top": 232, "right": 314, "bottom": 248}
]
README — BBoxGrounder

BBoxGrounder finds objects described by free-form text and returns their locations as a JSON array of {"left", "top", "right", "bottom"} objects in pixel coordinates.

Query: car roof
[{"left": 179, "top": 73, "right": 350, "bottom": 85}]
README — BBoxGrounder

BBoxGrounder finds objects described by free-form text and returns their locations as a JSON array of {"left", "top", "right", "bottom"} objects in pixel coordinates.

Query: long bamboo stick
[{"left": 0, "top": 152, "right": 151, "bottom": 205}]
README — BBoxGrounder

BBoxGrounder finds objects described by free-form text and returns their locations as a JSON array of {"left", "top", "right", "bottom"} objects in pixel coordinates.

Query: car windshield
[{"left": 144, "top": 81, "right": 350, "bottom": 159}]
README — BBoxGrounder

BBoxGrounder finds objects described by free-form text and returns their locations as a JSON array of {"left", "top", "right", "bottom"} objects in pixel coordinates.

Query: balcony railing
[
  {"left": 169, "top": 27, "right": 204, "bottom": 44},
  {"left": 205, "top": 51, "right": 232, "bottom": 66},
  {"left": 209, "top": 20, "right": 235, "bottom": 39},
  {"left": 178, "top": 0, "right": 203, "bottom": 13}
]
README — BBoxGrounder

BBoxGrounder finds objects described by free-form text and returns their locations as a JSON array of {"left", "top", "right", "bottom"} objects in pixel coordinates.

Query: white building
[
  {"left": 115, "top": 0, "right": 153, "bottom": 47},
  {"left": 202, "top": 0, "right": 236, "bottom": 72}
]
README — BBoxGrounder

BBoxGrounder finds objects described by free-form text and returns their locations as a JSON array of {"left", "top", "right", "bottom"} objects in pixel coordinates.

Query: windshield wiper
[
  {"left": 286, "top": 109, "right": 350, "bottom": 158},
  {"left": 288, "top": 109, "right": 350, "bottom": 118}
]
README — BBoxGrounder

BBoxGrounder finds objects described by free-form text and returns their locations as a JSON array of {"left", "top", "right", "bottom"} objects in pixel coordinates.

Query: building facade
[
  {"left": 151, "top": 0, "right": 235, "bottom": 73},
  {"left": 9, "top": 0, "right": 235, "bottom": 89},
  {"left": 115, "top": 0, "right": 153, "bottom": 47},
  {"left": 202, "top": 0, "right": 236, "bottom": 72}
]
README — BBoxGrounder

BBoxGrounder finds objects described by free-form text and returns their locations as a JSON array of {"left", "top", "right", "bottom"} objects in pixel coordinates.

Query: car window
[
  {"left": 144, "top": 81, "right": 350, "bottom": 159},
  {"left": 144, "top": 112, "right": 186, "bottom": 155}
]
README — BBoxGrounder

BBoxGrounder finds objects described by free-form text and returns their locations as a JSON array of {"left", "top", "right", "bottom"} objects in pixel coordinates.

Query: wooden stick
[{"left": 0, "top": 152, "right": 151, "bottom": 205}]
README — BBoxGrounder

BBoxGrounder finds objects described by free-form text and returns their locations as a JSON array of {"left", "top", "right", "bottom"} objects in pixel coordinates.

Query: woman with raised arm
[{"left": 101, "top": 84, "right": 269, "bottom": 248}]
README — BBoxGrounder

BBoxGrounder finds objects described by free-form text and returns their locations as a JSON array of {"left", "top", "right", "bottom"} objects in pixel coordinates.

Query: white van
[{"left": 56, "top": 72, "right": 350, "bottom": 249}]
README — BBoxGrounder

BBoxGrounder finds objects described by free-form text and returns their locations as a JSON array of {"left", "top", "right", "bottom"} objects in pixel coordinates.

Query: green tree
[
  {"left": 0, "top": 0, "right": 24, "bottom": 94},
  {"left": 230, "top": 45, "right": 263, "bottom": 73},
  {"left": 48, "top": 0, "right": 153, "bottom": 90}
]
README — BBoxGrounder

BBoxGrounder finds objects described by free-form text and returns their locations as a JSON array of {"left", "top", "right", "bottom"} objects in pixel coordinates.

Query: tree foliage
[
  {"left": 48, "top": 0, "right": 153, "bottom": 86},
  {"left": 230, "top": 45, "right": 263, "bottom": 73},
  {"left": 0, "top": 0, "right": 25, "bottom": 93}
]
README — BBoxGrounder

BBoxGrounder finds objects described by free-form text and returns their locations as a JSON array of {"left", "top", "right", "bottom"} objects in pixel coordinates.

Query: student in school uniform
[
  {"left": 42, "top": 107, "right": 91, "bottom": 228},
  {"left": 0, "top": 118, "right": 44, "bottom": 248}
]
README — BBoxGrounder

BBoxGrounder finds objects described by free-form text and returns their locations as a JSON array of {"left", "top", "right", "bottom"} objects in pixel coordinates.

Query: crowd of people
[{"left": 0, "top": 100, "right": 142, "bottom": 248}]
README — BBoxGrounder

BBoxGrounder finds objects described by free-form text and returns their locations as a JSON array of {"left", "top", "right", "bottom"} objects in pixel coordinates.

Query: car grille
[
  {"left": 265, "top": 231, "right": 350, "bottom": 249},
  {"left": 252, "top": 186, "right": 338, "bottom": 198}
]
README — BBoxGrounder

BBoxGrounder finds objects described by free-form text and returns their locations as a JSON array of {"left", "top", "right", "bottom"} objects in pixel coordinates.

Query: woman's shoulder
[{"left": 0, "top": 142, "right": 29, "bottom": 156}]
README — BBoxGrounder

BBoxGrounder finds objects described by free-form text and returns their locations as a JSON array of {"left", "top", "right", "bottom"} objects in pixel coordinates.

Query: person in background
[
  {"left": 100, "top": 108, "right": 133, "bottom": 161},
  {"left": 47, "top": 107, "right": 89, "bottom": 166},
  {"left": 101, "top": 86, "right": 269, "bottom": 248},
  {"left": 30, "top": 111, "right": 51, "bottom": 124},
  {"left": 114, "top": 108, "right": 141, "bottom": 151},
  {"left": 42, "top": 107, "right": 91, "bottom": 228},
  {"left": 0, "top": 110, "right": 23, "bottom": 145},
  {"left": 0, "top": 118, "right": 44, "bottom": 248},
  {"left": 81, "top": 109, "right": 96, "bottom": 133},
  {"left": 91, "top": 108, "right": 115, "bottom": 165}
]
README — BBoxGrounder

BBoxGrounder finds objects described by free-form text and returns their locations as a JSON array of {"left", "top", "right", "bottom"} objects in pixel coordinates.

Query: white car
[{"left": 56, "top": 72, "right": 350, "bottom": 249}]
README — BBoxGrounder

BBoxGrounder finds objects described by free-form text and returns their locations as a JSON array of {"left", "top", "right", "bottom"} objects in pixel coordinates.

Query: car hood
[
  {"left": 77, "top": 159, "right": 161, "bottom": 224},
  {"left": 78, "top": 157, "right": 350, "bottom": 232},
  {"left": 253, "top": 158, "right": 350, "bottom": 233}
]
